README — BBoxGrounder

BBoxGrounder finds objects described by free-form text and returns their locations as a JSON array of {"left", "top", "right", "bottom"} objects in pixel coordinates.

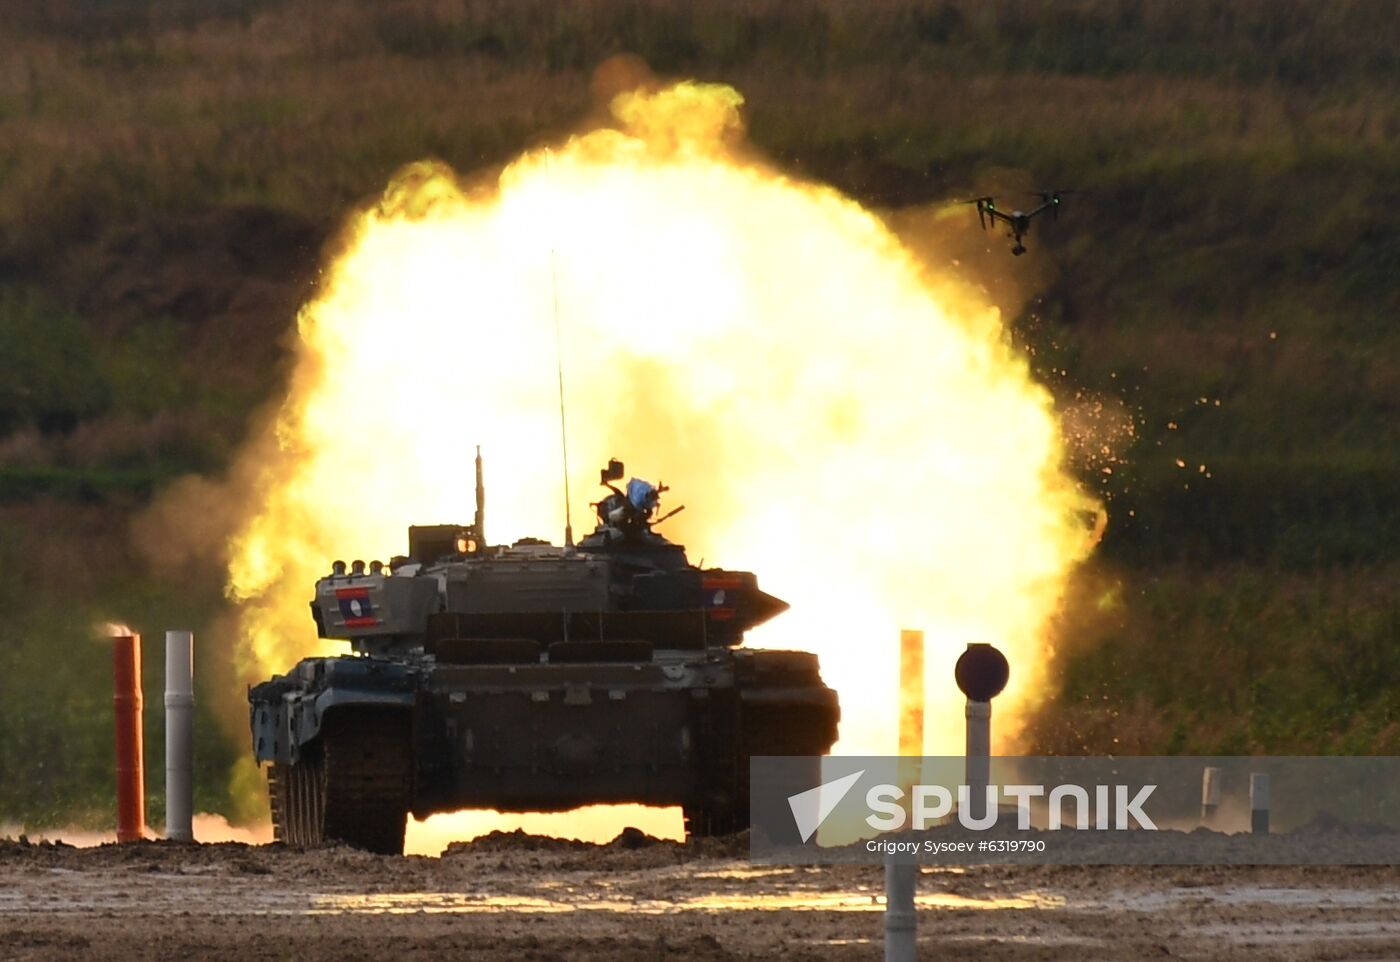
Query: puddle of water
[
  {"left": 1091, "top": 886, "right": 1399, "bottom": 912},
  {"left": 944, "top": 933, "right": 1102, "bottom": 947},
  {"left": 1209, "top": 887, "right": 1398, "bottom": 907},
  {"left": 917, "top": 892, "right": 1065, "bottom": 911},
  {"left": 1194, "top": 921, "right": 1400, "bottom": 943},
  {"left": 309, "top": 893, "right": 570, "bottom": 915},
  {"left": 8, "top": 873, "right": 1387, "bottom": 923},
  {"left": 302, "top": 889, "right": 1065, "bottom": 915},
  {"left": 679, "top": 891, "right": 1064, "bottom": 912},
  {"left": 690, "top": 867, "right": 795, "bottom": 880}
]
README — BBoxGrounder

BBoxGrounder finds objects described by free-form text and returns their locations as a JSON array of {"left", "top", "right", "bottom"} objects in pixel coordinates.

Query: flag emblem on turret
[{"left": 335, "top": 586, "right": 378, "bottom": 627}]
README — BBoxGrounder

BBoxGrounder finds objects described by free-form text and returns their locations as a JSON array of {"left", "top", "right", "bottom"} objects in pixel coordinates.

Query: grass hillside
[{"left": 1, "top": 0, "right": 1397, "bottom": 824}]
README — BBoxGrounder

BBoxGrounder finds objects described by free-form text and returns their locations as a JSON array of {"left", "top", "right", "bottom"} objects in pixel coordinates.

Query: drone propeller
[
  {"left": 1028, "top": 189, "right": 1075, "bottom": 220},
  {"left": 958, "top": 196, "right": 997, "bottom": 230}
]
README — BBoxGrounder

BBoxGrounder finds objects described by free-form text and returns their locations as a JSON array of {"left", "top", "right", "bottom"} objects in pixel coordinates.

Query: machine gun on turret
[{"left": 591, "top": 458, "right": 685, "bottom": 539}]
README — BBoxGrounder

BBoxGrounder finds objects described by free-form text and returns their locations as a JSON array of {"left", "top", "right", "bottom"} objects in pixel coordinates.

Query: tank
[{"left": 248, "top": 452, "right": 840, "bottom": 854}]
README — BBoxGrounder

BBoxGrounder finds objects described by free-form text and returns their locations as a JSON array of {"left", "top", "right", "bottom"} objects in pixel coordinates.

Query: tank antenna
[
  {"left": 545, "top": 149, "right": 574, "bottom": 547},
  {"left": 552, "top": 247, "right": 574, "bottom": 547}
]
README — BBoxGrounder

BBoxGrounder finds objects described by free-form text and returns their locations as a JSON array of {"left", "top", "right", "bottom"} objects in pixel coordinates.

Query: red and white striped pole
[{"left": 111, "top": 631, "right": 145, "bottom": 843}]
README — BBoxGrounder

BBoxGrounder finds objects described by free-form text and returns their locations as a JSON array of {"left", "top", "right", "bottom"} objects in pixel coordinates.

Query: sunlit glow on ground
[{"left": 404, "top": 805, "right": 683, "bottom": 855}]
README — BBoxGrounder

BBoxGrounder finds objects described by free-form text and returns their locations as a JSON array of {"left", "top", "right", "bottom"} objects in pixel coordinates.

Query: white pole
[
  {"left": 965, "top": 700, "right": 991, "bottom": 823},
  {"left": 164, "top": 630, "right": 194, "bottom": 842},
  {"left": 884, "top": 858, "right": 916, "bottom": 962},
  {"left": 885, "top": 628, "right": 923, "bottom": 962},
  {"left": 1201, "top": 767, "right": 1221, "bottom": 825},
  {"left": 1250, "top": 773, "right": 1270, "bottom": 835}
]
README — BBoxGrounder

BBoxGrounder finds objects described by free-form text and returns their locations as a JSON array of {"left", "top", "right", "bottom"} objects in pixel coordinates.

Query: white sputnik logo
[{"left": 787, "top": 770, "right": 865, "bottom": 842}]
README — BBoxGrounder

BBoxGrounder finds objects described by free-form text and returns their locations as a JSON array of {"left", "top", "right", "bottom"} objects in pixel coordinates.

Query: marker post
[
  {"left": 1201, "top": 767, "right": 1221, "bottom": 827},
  {"left": 111, "top": 631, "right": 145, "bottom": 843},
  {"left": 885, "top": 628, "right": 925, "bottom": 962},
  {"left": 1250, "top": 773, "right": 1271, "bottom": 835},
  {"left": 955, "top": 644, "right": 1010, "bottom": 826},
  {"left": 164, "top": 630, "right": 195, "bottom": 842}
]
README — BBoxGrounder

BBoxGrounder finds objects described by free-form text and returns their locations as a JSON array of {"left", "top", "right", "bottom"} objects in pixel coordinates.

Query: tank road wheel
[
  {"left": 268, "top": 762, "right": 285, "bottom": 842},
  {"left": 269, "top": 746, "right": 326, "bottom": 849},
  {"left": 268, "top": 710, "right": 411, "bottom": 855}
]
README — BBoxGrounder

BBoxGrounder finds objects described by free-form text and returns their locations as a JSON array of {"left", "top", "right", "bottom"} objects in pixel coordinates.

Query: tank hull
[{"left": 250, "top": 647, "right": 839, "bottom": 852}]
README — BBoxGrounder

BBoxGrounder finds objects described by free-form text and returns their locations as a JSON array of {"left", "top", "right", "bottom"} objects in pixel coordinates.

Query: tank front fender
[{"left": 251, "top": 683, "right": 416, "bottom": 765}]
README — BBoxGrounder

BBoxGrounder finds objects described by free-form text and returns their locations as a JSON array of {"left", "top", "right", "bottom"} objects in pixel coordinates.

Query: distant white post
[
  {"left": 965, "top": 701, "right": 991, "bottom": 822},
  {"left": 1201, "top": 767, "right": 1221, "bottom": 826},
  {"left": 1250, "top": 773, "right": 1270, "bottom": 835},
  {"left": 164, "top": 630, "right": 195, "bottom": 842},
  {"left": 884, "top": 857, "right": 917, "bottom": 962},
  {"left": 885, "top": 628, "right": 924, "bottom": 962}
]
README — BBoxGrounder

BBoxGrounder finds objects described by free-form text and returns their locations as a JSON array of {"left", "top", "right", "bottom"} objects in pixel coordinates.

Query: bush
[{"left": 0, "top": 288, "right": 107, "bottom": 435}]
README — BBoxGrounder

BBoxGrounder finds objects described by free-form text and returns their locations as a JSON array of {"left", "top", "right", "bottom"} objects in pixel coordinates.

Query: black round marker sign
[{"left": 955, "top": 643, "right": 1009, "bottom": 702}]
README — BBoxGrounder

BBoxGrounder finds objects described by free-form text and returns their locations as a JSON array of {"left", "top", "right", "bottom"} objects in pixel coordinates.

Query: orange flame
[{"left": 224, "top": 81, "right": 1100, "bottom": 841}]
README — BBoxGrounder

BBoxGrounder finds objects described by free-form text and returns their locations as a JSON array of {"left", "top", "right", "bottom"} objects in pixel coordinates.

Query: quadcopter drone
[{"left": 962, "top": 190, "right": 1070, "bottom": 255}]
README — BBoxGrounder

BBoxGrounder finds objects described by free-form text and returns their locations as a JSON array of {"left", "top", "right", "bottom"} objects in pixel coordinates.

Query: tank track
[
  {"left": 683, "top": 654, "right": 835, "bottom": 839},
  {"left": 269, "top": 710, "right": 411, "bottom": 855},
  {"left": 684, "top": 689, "right": 743, "bottom": 838}
]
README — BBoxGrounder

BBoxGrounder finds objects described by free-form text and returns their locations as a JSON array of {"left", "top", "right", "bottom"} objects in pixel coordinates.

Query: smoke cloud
[{"left": 145, "top": 77, "right": 1101, "bottom": 834}]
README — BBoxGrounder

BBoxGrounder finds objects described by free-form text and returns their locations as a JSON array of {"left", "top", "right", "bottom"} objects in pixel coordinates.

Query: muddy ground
[{"left": 1, "top": 831, "right": 1398, "bottom": 961}]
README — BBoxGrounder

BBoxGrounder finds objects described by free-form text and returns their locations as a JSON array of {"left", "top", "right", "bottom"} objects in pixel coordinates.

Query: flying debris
[{"left": 962, "top": 190, "right": 1072, "bottom": 256}]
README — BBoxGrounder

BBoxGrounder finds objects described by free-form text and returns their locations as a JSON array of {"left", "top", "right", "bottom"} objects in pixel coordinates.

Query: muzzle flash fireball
[{"left": 227, "top": 82, "right": 1101, "bottom": 835}]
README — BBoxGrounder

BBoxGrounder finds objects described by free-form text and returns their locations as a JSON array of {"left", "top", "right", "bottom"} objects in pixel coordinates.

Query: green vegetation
[
  {"left": 0, "top": 503, "right": 246, "bottom": 827},
  {"left": 0, "top": 0, "right": 1396, "bottom": 825},
  {"left": 1034, "top": 565, "right": 1400, "bottom": 756},
  {"left": 0, "top": 289, "right": 107, "bottom": 434}
]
